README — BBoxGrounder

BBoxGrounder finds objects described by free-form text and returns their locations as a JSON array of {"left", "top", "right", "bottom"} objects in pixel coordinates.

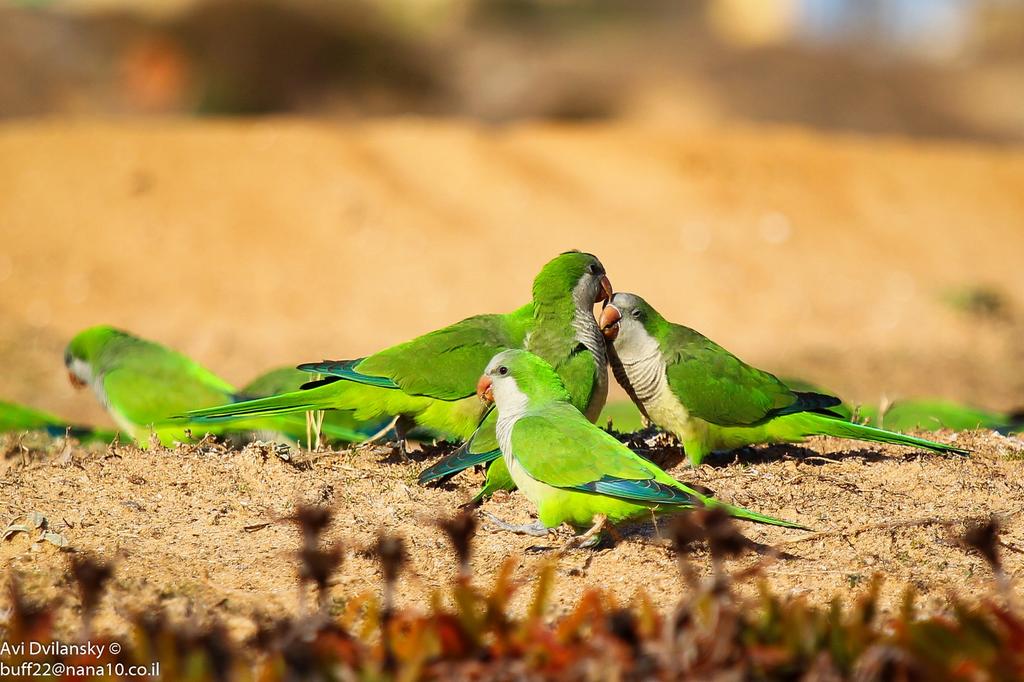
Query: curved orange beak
[
  {"left": 476, "top": 375, "right": 494, "bottom": 403},
  {"left": 599, "top": 304, "right": 621, "bottom": 340},
  {"left": 68, "top": 370, "right": 87, "bottom": 389},
  {"left": 595, "top": 275, "right": 613, "bottom": 304}
]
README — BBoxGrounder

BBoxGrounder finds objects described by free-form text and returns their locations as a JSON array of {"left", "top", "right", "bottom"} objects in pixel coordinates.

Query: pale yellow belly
[
  {"left": 644, "top": 385, "right": 709, "bottom": 444},
  {"left": 505, "top": 452, "right": 556, "bottom": 515}
]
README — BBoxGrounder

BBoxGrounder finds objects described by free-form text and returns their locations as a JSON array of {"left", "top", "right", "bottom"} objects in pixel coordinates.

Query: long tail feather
[
  {"left": 714, "top": 501, "right": 810, "bottom": 530},
  {"left": 296, "top": 417, "right": 366, "bottom": 444},
  {"left": 681, "top": 480, "right": 809, "bottom": 529},
  {"left": 809, "top": 414, "right": 969, "bottom": 455},
  {"left": 182, "top": 387, "right": 330, "bottom": 422}
]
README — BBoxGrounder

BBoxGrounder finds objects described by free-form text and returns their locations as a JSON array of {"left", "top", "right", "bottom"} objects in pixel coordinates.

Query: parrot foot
[
  {"left": 364, "top": 416, "right": 400, "bottom": 444},
  {"left": 560, "top": 514, "right": 608, "bottom": 553},
  {"left": 392, "top": 415, "right": 421, "bottom": 462},
  {"left": 480, "top": 512, "right": 549, "bottom": 537}
]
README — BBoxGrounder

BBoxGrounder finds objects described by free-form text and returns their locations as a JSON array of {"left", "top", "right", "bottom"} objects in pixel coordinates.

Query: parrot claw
[
  {"left": 573, "top": 534, "right": 603, "bottom": 550},
  {"left": 560, "top": 514, "right": 607, "bottom": 553},
  {"left": 480, "top": 512, "right": 550, "bottom": 537}
]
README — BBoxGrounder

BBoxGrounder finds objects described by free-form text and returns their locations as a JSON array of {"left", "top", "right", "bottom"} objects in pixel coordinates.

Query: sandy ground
[
  {"left": 1, "top": 117, "right": 1024, "bottom": 641},
  {"left": 2, "top": 430, "right": 1023, "bottom": 643}
]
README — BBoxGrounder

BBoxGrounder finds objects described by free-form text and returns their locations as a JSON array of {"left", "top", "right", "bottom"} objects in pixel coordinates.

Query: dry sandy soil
[
  {"left": 1, "top": 118, "right": 1024, "bottom": 641},
  {"left": 2, "top": 431, "right": 1023, "bottom": 643}
]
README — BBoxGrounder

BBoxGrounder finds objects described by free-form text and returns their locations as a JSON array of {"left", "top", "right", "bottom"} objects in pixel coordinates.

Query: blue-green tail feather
[{"left": 419, "top": 444, "right": 501, "bottom": 485}]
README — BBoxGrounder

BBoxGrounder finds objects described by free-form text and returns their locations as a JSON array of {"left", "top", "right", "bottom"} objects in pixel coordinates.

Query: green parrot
[
  {"left": 0, "top": 400, "right": 116, "bottom": 444},
  {"left": 853, "top": 399, "right": 1021, "bottom": 434},
  {"left": 240, "top": 366, "right": 391, "bottom": 443},
  {"left": 632, "top": 372, "right": 1019, "bottom": 437},
  {"left": 183, "top": 251, "right": 613, "bottom": 465},
  {"left": 476, "top": 349, "right": 805, "bottom": 541},
  {"left": 65, "top": 326, "right": 314, "bottom": 447},
  {"left": 759, "top": 378, "right": 1022, "bottom": 435},
  {"left": 599, "top": 293, "right": 969, "bottom": 467}
]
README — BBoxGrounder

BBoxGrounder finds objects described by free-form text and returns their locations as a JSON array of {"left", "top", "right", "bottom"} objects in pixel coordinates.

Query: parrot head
[
  {"left": 599, "top": 292, "right": 662, "bottom": 348},
  {"left": 64, "top": 325, "right": 122, "bottom": 390},
  {"left": 532, "top": 251, "right": 613, "bottom": 311},
  {"left": 478, "top": 349, "right": 571, "bottom": 413}
]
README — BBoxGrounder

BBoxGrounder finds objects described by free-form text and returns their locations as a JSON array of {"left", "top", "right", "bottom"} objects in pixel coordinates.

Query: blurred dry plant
[{"left": 1, "top": 507, "right": 1023, "bottom": 680}]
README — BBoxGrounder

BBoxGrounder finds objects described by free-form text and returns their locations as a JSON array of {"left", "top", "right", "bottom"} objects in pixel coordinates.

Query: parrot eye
[
  {"left": 586, "top": 263, "right": 599, "bottom": 275},
  {"left": 631, "top": 309, "right": 642, "bottom": 319},
  {"left": 498, "top": 366, "right": 509, "bottom": 376}
]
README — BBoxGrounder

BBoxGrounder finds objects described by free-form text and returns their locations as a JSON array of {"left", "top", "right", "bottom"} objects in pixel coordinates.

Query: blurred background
[
  {"left": 2, "top": 0, "right": 1023, "bottom": 137},
  {"left": 1, "top": 0, "right": 1023, "bottom": 425}
]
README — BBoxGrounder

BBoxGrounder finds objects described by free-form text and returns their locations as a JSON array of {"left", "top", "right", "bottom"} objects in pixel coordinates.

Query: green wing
[
  {"left": 512, "top": 406, "right": 806, "bottom": 528},
  {"left": 352, "top": 306, "right": 532, "bottom": 401},
  {"left": 95, "top": 334, "right": 237, "bottom": 420},
  {"left": 780, "top": 377, "right": 854, "bottom": 420},
  {"left": 552, "top": 343, "right": 602, "bottom": 414},
  {"left": 662, "top": 324, "right": 804, "bottom": 426},
  {"left": 511, "top": 406, "right": 698, "bottom": 504},
  {"left": 511, "top": 405, "right": 660, "bottom": 487}
]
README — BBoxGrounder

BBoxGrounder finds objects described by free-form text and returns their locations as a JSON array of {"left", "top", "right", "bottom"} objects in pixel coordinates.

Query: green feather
[
  {"left": 492, "top": 350, "right": 804, "bottom": 531},
  {"left": 66, "top": 326, "right": 300, "bottom": 447},
  {"left": 184, "top": 252, "right": 611, "bottom": 479},
  {"left": 240, "top": 367, "right": 391, "bottom": 443},
  {"left": 354, "top": 309, "right": 532, "bottom": 400},
  {"left": 606, "top": 294, "right": 968, "bottom": 467},
  {"left": 415, "top": 252, "right": 610, "bottom": 493},
  {"left": 861, "top": 399, "right": 1014, "bottom": 433}
]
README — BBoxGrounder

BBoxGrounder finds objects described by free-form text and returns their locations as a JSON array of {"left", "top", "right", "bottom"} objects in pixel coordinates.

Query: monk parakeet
[
  {"left": 0, "top": 400, "right": 116, "bottom": 443},
  {"left": 240, "top": 366, "right": 391, "bottom": 443},
  {"left": 599, "top": 293, "right": 969, "bottom": 467},
  {"left": 476, "top": 349, "right": 805, "bottom": 542},
  {"left": 678, "top": 374, "right": 1017, "bottom": 436},
  {"left": 852, "top": 399, "right": 1021, "bottom": 434},
  {"left": 184, "top": 251, "right": 613, "bottom": 465},
  {"left": 65, "top": 326, "right": 308, "bottom": 447},
  {"left": 763, "top": 378, "right": 1022, "bottom": 435}
]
